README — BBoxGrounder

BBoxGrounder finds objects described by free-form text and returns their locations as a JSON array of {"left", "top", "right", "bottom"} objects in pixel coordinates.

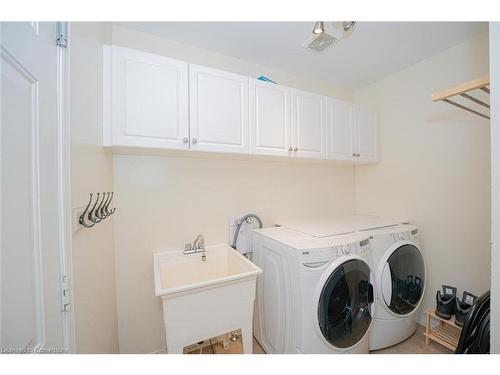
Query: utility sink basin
[
  {"left": 154, "top": 243, "right": 261, "bottom": 297},
  {"left": 153, "top": 243, "right": 262, "bottom": 353}
]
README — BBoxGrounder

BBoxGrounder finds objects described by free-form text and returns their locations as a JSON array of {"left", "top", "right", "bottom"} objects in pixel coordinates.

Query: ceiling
[{"left": 115, "top": 22, "right": 487, "bottom": 91}]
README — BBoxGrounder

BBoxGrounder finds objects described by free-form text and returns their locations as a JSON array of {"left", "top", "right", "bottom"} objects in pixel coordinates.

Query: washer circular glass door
[
  {"left": 317, "top": 259, "right": 373, "bottom": 349},
  {"left": 381, "top": 244, "right": 425, "bottom": 315}
]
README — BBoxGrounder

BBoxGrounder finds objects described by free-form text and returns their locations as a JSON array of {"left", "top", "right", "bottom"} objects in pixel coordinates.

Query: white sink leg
[
  {"left": 241, "top": 324, "right": 253, "bottom": 354},
  {"left": 159, "top": 275, "right": 260, "bottom": 355}
]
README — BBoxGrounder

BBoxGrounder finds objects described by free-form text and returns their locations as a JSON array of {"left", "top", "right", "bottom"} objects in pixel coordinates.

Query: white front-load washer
[
  {"left": 252, "top": 227, "right": 375, "bottom": 354},
  {"left": 364, "top": 224, "right": 425, "bottom": 350},
  {"left": 275, "top": 215, "right": 425, "bottom": 351}
]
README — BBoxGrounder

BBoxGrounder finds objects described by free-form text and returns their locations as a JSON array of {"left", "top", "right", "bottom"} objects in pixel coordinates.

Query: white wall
[
  {"left": 489, "top": 22, "right": 500, "bottom": 354},
  {"left": 70, "top": 22, "right": 119, "bottom": 353},
  {"left": 354, "top": 33, "right": 491, "bottom": 324}
]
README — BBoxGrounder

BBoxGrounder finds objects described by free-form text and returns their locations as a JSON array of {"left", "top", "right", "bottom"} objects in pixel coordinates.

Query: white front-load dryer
[
  {"left": 252, "top": 227, "right": 375, "bottom": 354},
  {"left": 365, "top": 224, "right": 425, "bottom": 350}
]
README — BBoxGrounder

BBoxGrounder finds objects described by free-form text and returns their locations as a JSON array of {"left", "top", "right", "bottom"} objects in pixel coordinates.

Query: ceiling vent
[{"left": 303, "top": 32, "right": 338, "bottom": 53}]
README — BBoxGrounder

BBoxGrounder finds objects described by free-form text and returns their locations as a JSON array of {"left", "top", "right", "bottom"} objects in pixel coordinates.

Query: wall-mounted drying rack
[
  {"left": 432, "top": 75, "right": 490, "bottom": 120},
  {"left": 79, "top": 192, "right": 116, "bottom": 228}
]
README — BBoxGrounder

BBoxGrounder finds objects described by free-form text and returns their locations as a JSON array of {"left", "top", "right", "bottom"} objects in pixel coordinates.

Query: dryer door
[
  {"left": 317, "top": 259, "right": 373, "bottom": 349},
  {"left": 381, "top": 244, "right": 425, "bottom": 315}
]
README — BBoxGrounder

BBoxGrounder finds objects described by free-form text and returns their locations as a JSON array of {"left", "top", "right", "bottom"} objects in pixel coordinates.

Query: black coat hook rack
[{"left": 79, "top": 192, "right": 116, "bottom": 228}]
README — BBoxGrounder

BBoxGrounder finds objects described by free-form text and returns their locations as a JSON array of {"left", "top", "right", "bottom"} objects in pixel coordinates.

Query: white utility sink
[{"left": 153, "top": 243, "right": 262, "bottom": 354}]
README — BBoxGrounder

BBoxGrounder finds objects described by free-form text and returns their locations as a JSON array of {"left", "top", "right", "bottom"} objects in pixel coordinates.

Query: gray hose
[{"left": 232, "top": 213, "right": 263, "bottom": 248}]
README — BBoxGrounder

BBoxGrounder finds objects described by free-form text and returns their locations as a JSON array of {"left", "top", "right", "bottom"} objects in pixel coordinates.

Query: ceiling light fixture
[
  {"left": 312, "top": 21, "right": 325, "bottom": 35},
  {"left": 342, "top": 21, "right": 356, "bottom": 32}
]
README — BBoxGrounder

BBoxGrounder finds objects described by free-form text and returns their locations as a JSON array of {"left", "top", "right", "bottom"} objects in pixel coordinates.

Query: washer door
[
  {"left": 317, "top": 259, "right": 373, "bottom": 349},
  {"left": 381, "top": 244, "right": 425, "bottom": 315}
]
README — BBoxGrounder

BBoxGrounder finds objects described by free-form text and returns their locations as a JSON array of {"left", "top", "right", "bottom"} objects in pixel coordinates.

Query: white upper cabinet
[
  {"left": 354, "top": 105, "right": 378, "bottom": 162},
  {"left": 291, "top": 89, "right": 326, "bottom": 159},
  {"left": 326, "top": 99, "right": 378, "bottom": 162},
  {"left": 104, "top": 45, "right": 189, "bottom": 149},
  {"left": 249, "top": 79, "right": 292, "bottom": 157},
  {"left": 189, "top": 64, "right": 249, "bottom": 154},
  {"left": 326, "top": 98, "right": 354, "bottom": 160},
  {"left": 102, "top": 45, "right": 378, "bottom": 163}
]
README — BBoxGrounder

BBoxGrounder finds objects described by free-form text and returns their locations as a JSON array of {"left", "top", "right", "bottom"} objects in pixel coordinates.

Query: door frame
[
  {"left": 0, "top": 21, "right": 74, "bottom": 353},
  {"left": 56, "top": 22, "right": 76, "bottom": 353},
  {"left": 490, "top": 21, "right": 500, "bottom": 354}
]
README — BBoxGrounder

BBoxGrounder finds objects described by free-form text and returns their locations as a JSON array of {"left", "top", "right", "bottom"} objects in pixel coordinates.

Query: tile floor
[
  {"left": 370, "top": 325, "right": 451, "bottom": 354},
  {"left": 186, "top": 325, "right": 450, "bottom": 354}
]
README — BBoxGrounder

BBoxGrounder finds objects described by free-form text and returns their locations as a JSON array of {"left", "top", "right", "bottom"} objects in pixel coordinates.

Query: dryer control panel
[{"left": 391, "top": 225, "right": 419, "bottom": 243}]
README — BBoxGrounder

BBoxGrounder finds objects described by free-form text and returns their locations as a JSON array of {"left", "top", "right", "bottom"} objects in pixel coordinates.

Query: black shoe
[
  {"left": 455, "top": 291, "right": 478, "bottom": 327},
  {"left": 402, "top": 275, "right": 413, "bottom": 300},
  {"left": 436, "top": 285, "right": 457, "bottom": 320},
  {"left": 408, "top": 276, "right": 423, "bottom": 305}
]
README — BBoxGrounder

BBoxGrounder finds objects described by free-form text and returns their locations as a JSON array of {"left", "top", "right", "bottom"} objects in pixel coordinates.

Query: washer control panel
[
  {"left": 357, "top": 238, "right": 370, "bottom": 256},
  {"left": 299, "top": 238, "right": 371, "bottom": 266},
  {"left": 410, "top": 228, "right": 419, "bottom": 241}
]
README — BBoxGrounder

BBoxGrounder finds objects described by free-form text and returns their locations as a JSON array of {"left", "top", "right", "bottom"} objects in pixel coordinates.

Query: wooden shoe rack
[
  {"left": 424, "top": 309, "right": 462, "bottom": 352},
  {"left": 424, "top": 308, "right": 463, "bottom": 351}
]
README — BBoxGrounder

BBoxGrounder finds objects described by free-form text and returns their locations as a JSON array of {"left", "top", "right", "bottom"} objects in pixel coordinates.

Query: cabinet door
[
  {"left": 326, "top": 98, "right": 354, "bottom": 160},
  {"left": 249, "top": 79, "right": 292, "bottom": 156},
  {"left": 291, "top": 89, "right": 326, "bottom": 159},
  {"left": 106, "top": 45, "right": 189, "bottom": 149},
  {"left": 189, "top": 64, "right": 249, "bottom": 154},
  {"left": 354, "top": 105, "right": 378, "bottom": 162}
]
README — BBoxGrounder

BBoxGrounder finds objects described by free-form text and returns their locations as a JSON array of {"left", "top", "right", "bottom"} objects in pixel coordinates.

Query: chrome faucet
[
  {"left": 192, "top": 234, "right": 204, "bottom": 251},
  {"left": 184, "top": 234, "right": 206, "bottom": 261}
]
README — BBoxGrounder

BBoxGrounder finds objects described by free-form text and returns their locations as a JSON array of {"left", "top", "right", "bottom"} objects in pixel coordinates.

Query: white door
[
  {"left": 1, "top": 22, "right": 71, "bottom": 353},
  {"left": 326, "top": 98, "right": 354, "bottom": 160},
  {"left": 249, "top": 79, "right": 292, "bottom": 157},
  {"left": 189, "top": 64, "right": 249, "bottom": 154},
  {"left": 291, "top": 89, "right": 326, "bottom": 159},
  {"left": 354, "top": 105, "right": 378, "bottom": 162},
  {"left": 106, "top": 45, "right": 189, "bottom": 150}
]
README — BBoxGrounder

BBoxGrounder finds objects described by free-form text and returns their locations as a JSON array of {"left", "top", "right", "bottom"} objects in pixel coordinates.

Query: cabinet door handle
[
  {"left": 357, "top": 153, "right": 361, "bottom": 157},
  {"left": 182, "top": 137, "right": 189, "bottom": 144},
  {"left": 294, "top": 147, "right": 298, "bottom": 152},
  {"left": 352, "top": 153, "right": 356, "bottom": 157},
  {"left": 288, "top": 147, "right": 293, "bottom": 152},
  {"left": 192, "top": 138, "right": 197, "bottom": 144}
]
